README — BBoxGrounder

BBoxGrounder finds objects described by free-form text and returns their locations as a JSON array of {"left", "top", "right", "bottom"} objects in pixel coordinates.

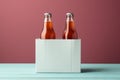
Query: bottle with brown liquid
[
  {"left": 63, "top": 13, "right": 78, "bottom": 39},
  {"left": 40, "top": 13, "right": 56, "bottom": 39}
]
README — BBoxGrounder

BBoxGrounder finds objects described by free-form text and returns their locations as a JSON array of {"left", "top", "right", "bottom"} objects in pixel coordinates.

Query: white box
[{"left": 35, "top": 39, "right": 81, "bottom": 72}]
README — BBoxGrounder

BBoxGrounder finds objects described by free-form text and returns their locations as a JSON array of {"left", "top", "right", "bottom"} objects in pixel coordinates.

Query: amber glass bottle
[
  {"left": 63, "top": 13, "right": 78, "bottom": 39},
  {"left": 40, "top": 13, "right": 56, "bottom": 39}
]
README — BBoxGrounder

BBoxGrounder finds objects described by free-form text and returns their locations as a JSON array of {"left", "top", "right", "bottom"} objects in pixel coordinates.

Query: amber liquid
[
  {"left": 41, "top": 21, "right": 56, "bottom": 39},
  {"left": 63, "top": 21, "right": 78, "bottom": 39}
]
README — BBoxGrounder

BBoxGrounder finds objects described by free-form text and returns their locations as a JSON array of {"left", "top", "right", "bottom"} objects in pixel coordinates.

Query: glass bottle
[
  {"left": 63, "top": 13, "right": 78, "bottom": 39},
  {"left": 40, "top": 13, "right": 56, "bottom": 39}
]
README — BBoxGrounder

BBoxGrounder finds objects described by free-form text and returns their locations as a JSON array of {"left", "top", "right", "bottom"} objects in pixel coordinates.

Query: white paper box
[{"left": 35, "top": 39, "right": 81, "bottom": 72}]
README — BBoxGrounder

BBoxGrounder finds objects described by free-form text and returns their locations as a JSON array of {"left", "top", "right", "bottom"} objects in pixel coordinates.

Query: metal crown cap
[
  {"left": 66, "top": 13, "right": 74, "bottom": 17},
  {"left": 44, "top": 13, "right": 52, "bottom": 17}
]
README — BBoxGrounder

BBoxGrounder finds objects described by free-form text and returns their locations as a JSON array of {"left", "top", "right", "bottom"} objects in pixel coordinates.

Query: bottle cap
[
  {"left": 44, "top": 13, "right": 52, "bottom": 17},
  {"left": 66, "top": 13, "right": 74, "bottom": 17}
]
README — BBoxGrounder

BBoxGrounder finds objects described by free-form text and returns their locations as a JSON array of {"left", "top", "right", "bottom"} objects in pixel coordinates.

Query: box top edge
[{"left": 35, "top": 39, "right": 81, "bottom": 40}]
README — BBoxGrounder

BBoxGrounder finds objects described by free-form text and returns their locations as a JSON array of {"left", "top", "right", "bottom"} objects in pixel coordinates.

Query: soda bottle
[
  {"left": 40, "top": 13, "right": 56, "bottom": 39},
  {"left": 63, "top": 13, "right": 78, "bottom": 39}
]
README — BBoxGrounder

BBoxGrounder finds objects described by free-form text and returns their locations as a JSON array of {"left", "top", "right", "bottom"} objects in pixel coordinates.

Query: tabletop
[{"left": 0, "top": 64, "right": 120, "bottom": 80}]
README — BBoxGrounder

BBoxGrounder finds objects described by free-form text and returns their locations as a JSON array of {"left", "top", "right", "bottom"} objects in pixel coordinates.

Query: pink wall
[{"left": 0, "top": 0, "right": 120, "bottom": 63}]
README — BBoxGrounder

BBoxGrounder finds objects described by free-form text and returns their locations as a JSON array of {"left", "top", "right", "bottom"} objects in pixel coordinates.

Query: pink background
[{"left": 0, "top": 0, "right": 120, "bottom": 63}]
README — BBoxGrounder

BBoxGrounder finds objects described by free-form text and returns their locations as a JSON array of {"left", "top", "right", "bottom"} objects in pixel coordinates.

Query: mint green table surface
[{"left": 0, "top": 64, "right": 120, "bottom": 80}]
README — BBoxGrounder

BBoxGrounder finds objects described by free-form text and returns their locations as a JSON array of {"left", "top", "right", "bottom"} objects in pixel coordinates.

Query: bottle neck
[
  {"left": 44, "top": 16, "right": 51, "bottom": 22},
  {"left": 66, "top": 17, "right": 75, "bottom": 31},
  {"left": 44, "top": 17, "right": 53, "bottom": 30}
]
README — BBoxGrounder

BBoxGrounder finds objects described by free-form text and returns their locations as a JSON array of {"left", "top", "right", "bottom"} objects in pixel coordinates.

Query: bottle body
[
  {"left": 63, "top": 13, "right": 78, "bottom": 39},
  {"left": 40, "top": 13, "right": 56, "bottom": 39}
]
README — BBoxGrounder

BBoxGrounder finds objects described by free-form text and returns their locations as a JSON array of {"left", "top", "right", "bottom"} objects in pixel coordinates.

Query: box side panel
[
  {"left": 35, "top": 40, "right": 46, "bottom": 72},
  {"left": 71, "top": 40, "right": 81, "bottom": 72}
]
